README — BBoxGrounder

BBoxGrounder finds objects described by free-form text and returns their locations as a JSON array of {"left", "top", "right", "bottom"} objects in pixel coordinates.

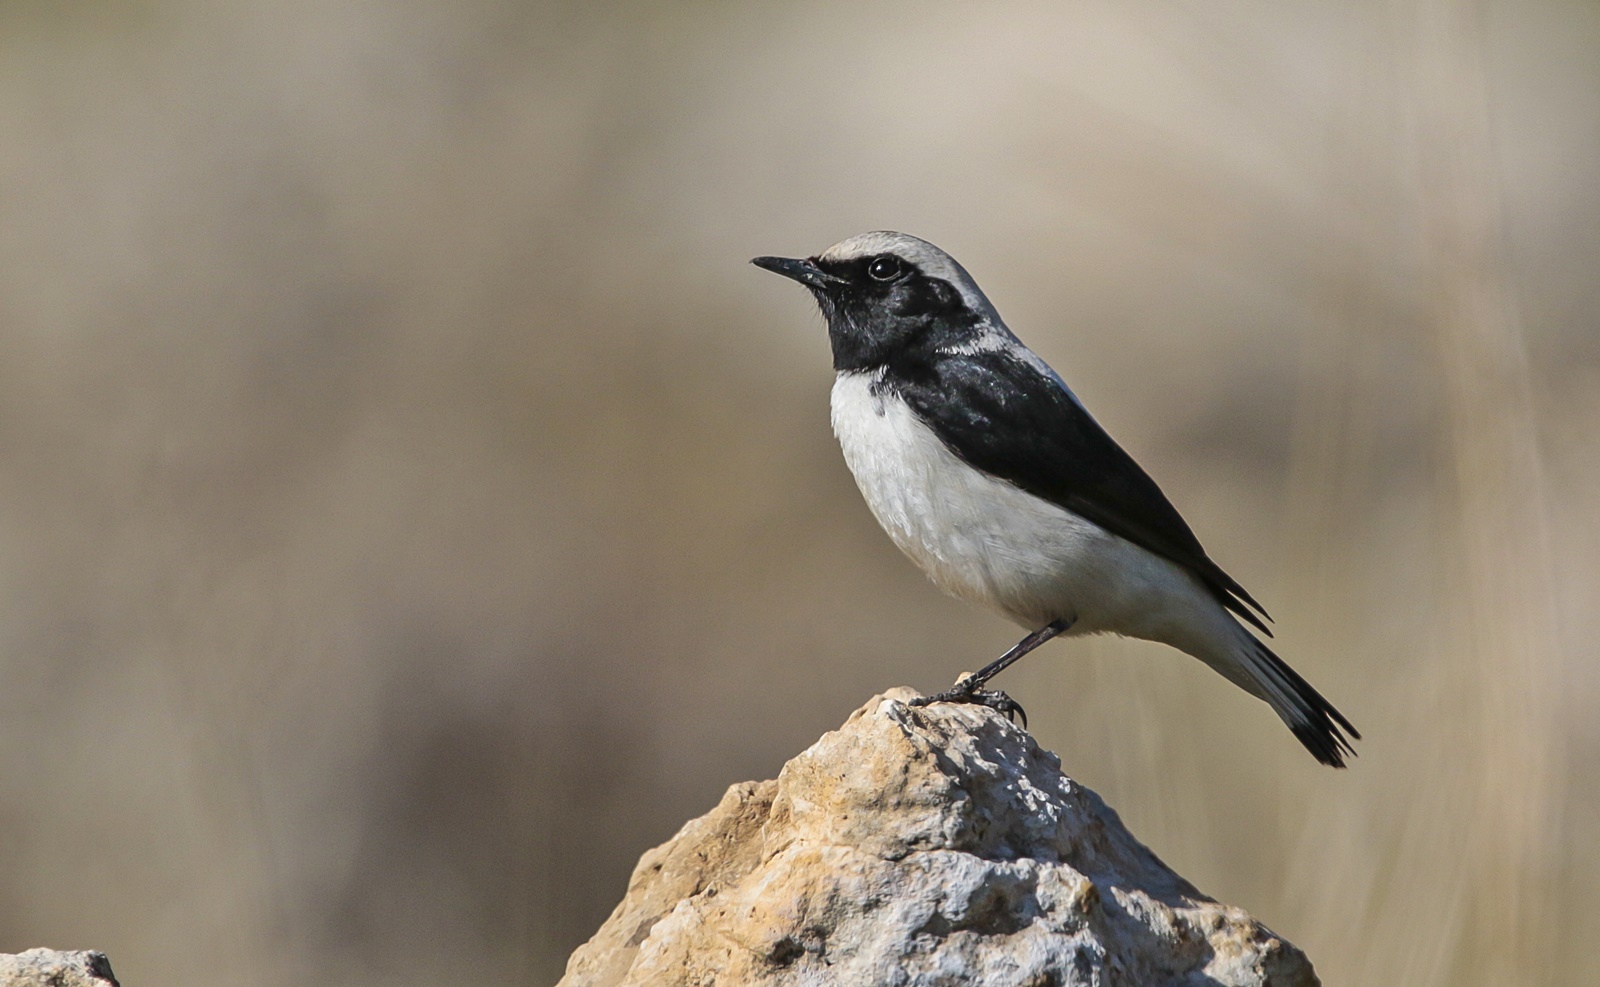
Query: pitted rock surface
[{"left": 559, "top": 688, "right": 1318, "bottom": 987}]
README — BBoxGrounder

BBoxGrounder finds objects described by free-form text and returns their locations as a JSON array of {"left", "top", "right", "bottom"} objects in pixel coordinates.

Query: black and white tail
[{"left": 1232, "top": 636, "right": 1360, "bottom": 767}]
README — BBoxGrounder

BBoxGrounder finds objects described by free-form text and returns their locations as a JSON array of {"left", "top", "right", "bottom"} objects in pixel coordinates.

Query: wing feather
[{"left": 892, "top": 350, "right": 1273, "bottom": 633}]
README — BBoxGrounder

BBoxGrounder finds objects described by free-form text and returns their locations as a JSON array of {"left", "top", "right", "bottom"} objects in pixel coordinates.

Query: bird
[{"left": 751, "top": 231, "right": 1358, "bottom": 767}]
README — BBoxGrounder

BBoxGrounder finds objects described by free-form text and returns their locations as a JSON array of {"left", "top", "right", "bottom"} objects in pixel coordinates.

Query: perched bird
[{"left": 752, "top": 232, "right": 1358, "bottom": 766}]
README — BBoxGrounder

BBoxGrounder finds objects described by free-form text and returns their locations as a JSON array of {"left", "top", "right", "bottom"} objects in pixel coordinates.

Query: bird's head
[{"left": 753, "top": 232, "right": 1002, "bottom": 372}]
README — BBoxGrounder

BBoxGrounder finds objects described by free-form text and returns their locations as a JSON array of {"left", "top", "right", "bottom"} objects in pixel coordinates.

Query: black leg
[{"left": 908, "top": 617, "right": 1076, "bottom": 728}]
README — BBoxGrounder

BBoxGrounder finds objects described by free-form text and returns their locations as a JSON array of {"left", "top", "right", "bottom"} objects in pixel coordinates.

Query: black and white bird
[{"left": 753, "top": 231, "right": 1358, "bottom": 767}]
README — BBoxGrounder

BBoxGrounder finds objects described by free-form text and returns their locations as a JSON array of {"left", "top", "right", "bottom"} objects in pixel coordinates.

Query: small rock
[
  {"left": 560, "top": 688, "right": 1318, "bottom": 987},
  {"left": 0, "top": 949, "right": 119, "bottom": 987}
]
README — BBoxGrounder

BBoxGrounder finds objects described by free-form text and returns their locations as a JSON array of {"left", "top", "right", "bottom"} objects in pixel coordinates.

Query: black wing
[{"left": 893, "top": 349, "right": 1273, "bottom": 634}]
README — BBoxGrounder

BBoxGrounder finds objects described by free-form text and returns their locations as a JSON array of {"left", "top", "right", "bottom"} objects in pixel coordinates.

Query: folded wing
[{"left": 893, "top": 350, "right": 1274, "bottom": 635}]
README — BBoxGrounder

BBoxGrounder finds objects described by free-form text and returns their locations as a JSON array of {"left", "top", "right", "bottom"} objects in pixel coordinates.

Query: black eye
[{"left": 867, "top": 256, "right": 904, "bottom": 281}]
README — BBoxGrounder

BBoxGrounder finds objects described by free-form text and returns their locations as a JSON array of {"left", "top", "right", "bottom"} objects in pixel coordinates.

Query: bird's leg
[
  {"left": 962, "top": 617, "right": 1075, "bottom": 690},
  {"left": 908, "top": 617, "right": 1076, "bottom": 728}
]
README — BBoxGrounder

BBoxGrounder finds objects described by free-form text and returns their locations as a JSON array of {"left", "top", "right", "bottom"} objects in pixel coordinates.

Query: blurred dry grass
[{"left": 0, "top": 1, "right": 1596, "bottom": 984}]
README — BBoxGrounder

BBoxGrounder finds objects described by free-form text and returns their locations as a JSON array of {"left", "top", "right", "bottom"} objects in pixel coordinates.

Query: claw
[
  {"left": 972, "top": 688, "right": 1028, "bottom": 729},
  {"left": 908, "top": 679, "right": 1029, "bottom": 730}
]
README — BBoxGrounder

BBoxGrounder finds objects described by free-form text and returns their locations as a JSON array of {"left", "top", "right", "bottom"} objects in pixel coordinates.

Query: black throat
[{"left": 810, "top": 267, "right": 988, "bottom": 375}]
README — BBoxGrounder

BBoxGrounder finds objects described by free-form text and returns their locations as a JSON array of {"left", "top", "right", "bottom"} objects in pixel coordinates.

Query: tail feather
[{"left": 1241, "top": 638, "right": 1359, "bottom": 767}]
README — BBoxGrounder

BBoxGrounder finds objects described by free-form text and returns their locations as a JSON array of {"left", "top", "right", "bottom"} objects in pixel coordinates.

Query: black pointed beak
[{"left": 751, "top": 255, "right": 847, "bottom": 290}]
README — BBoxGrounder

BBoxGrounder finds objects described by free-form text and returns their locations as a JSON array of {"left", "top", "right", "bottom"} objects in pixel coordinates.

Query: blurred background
[{"left": 0, "top": 1, "right": 1595, "bottom": 984}]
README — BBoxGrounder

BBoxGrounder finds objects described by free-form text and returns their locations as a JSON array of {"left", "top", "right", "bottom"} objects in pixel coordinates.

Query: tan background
[{"left": 1, "top": 2, "right": 1596, "bottom": 984}]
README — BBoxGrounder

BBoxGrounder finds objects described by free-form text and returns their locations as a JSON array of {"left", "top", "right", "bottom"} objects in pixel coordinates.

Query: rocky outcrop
[
  {"left": 560, "top": 688, "right": 1317, "bottom": 987},
  {"left": 0, "top": 949, "right": 119, "bottom": 987}
]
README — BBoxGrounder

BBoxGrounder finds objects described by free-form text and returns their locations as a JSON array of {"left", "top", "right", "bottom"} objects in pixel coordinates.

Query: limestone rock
[
  {"left": 0, "top": 949, "right": 119, "bottom": 987},
  {"left": 560, "top": 688, "right": 1318, "bottom": 987}
]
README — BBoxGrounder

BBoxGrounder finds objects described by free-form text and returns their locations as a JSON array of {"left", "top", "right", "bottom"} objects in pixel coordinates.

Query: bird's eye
[{"left": 867, "top": 256, "right": 904, "bottom": 281}]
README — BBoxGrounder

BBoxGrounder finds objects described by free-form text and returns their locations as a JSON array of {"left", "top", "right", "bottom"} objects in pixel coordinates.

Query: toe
[{"left": 973, "top": 689, "right": 1028, "bottom": 729}]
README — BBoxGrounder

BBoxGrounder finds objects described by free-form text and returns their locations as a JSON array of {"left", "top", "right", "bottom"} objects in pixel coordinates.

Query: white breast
[{"left": 829, "top": 371, "right": 1219, "bottom": 640}]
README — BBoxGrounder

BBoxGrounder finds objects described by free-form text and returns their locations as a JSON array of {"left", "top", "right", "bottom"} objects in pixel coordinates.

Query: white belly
[{"left": 829, "top": 371, "right": 1220, "bottom": 641}]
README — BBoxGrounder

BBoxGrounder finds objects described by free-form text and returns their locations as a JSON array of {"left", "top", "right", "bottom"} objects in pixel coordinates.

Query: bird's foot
[{"left": 908, "top": 675, "right": 1028, "bottom": 729}]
